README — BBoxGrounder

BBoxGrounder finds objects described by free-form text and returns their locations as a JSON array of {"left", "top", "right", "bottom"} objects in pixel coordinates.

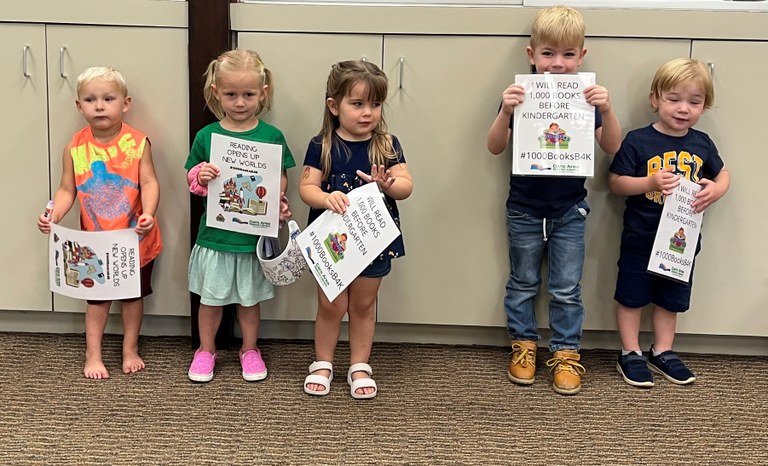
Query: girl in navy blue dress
[{"left": 299, "top": 60, "right": 413, "bottom": 399}]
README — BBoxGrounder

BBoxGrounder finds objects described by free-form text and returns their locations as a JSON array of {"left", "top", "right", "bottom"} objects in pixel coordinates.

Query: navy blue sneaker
[
  {"left": 616, "top": 352, "right": 654, "bottom": 388},
  {"left": 647, "top": 347, "right": 696, "bottom": 385}
]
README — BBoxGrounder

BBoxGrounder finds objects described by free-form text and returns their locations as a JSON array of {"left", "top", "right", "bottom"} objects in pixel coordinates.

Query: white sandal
[
  {"left": 303, "top": 361, "right": 333, "bottom": 396},
  {"left": 347, "top": 363, "right": 377, "bottom": 400}
]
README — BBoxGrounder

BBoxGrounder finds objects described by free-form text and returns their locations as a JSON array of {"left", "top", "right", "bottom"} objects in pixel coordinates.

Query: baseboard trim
[{"left": 1, "top": 311, "right": 765, "bottom": 356}]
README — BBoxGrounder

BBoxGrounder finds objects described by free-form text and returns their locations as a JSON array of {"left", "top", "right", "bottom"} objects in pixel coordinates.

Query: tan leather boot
[
  {"left": 547, "top": 349, "right": 586, "bottom": 395},
  {"left": 507, "top": 340, "right": 537, "bottom": 385}
]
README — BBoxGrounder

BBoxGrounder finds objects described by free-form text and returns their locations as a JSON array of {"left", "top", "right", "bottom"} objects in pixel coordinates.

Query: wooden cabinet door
[
  {"left": 0, "top": 23, "right": 51, "bottom": 312},
  {"left": 46, "top": 25, "right": 190, "bottom": 315},
  {"left": 237, "top": 32, "right": 383, "bottom": 321}
]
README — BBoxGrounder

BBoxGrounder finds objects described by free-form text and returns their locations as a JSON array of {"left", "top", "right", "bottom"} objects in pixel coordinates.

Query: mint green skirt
[{"left": 188, "top": 245, "right": 274, "bottom": 307}]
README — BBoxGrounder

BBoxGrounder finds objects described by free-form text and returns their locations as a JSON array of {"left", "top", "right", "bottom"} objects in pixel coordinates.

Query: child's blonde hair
[
  {"left": 76, "top": 66, "right": 128, "bottom": 98},
  {"left": 530, "top": 6, "right": 586, "bottom": 50},
  {"left": 317, "top": 60, "right": 401, "bottom": 179},
  {"left": 202, "top": 49, "right": 274, "bottom": 120},
  {"left": 650, "top": 58, "right": 714, "bottom": 109}
]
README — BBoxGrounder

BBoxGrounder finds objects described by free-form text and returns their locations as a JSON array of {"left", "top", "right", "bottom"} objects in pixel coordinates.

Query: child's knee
[{"left": 348, "top": 299, "right": 376, "bottom": 319}]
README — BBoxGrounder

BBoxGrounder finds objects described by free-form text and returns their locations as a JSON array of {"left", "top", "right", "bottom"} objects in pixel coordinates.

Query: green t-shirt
[{"left": 185, "top": 121, "right": 296, "bottom": 252}]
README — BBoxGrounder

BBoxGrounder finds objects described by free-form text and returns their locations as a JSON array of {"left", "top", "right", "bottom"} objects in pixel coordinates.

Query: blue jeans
[{"left": 503, "top": 201, "right": 589, "bottom": 352}]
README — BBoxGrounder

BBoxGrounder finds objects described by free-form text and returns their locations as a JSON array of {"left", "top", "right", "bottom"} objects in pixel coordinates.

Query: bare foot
[
  {"left": 84, "top": 356, "right": 110, "bottom": 380},
  {"left": 351, "top": 370, "right": 376, "bottom": 396},
  {"left": 122, "top": 351, "right": 145, "bottom": 374},
  {"left": 306, "top": 368, "right": 331, "bottom": 393}
]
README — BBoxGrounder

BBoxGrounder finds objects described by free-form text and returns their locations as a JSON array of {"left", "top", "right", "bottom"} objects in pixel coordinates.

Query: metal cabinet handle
[
  {"left": 59, "top": 46, "right": 67, "bottom": 78},
  {"left": 707, "top": 62, "right": 715, "bottom": 77},
  {"left": 398, "top": 57, "right": 404, "bottom": 89},
  {"left": 23, "top": 46, "right": 30, "bottom": 78}
]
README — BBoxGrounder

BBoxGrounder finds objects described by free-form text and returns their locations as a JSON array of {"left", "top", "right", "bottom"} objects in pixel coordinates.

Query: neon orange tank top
[{"left": 70, "top": 123, "right": 162, "bottom": 266}]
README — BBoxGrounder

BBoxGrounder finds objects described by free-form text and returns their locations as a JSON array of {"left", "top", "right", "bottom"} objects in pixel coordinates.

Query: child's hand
[
  {"left": 324, "top": 191, "right": 350, "bottom": 214},
  {"left": 356, "top": 165, "right": 395, "bottom": 191},
  {"left": 37, "top": 213, "right": 53, "bottom": 234},
  {"left": 584, "top": 84, "right": 612, "bottom": 114},
  {"left": 279, "top": 192, "right": 292, "bottom": 225},
  {"left": 500, "top": 84, "right": 526, "bottom": 115},
  {"left": 692, "top": 178, "right": 726, "bottom": 213},
  {"left": 197, "top": 162, "right": 220, "bottom": 186},
  {"left": 650, "top": 167, "right": 680, "bottom": 196},
  {"left": 135, "top": 214, "right": 155, "bottom": 236}
]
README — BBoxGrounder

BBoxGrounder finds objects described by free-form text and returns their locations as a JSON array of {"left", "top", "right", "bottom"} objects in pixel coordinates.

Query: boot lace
[
  {"left": 510, "top": 343, "right": 535, "bottom": 368},
  {"left": 546, "top": 354, "right": 586, "bottom": 375}
]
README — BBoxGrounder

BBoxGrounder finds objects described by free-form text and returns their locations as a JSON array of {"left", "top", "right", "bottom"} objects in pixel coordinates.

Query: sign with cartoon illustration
[
  {"left": 295, "top": 183, "right": 401, "bottom": 302},
  {"left": 512, "top": 72, "right": 596, "bottom": 177},
  {"left": 49, "top": 224, "right": 140, "bottom": 300},
  {"left": 206, "top": 133, "right": 282, "bottom": 238},
  {"left": 647, "top": 178, "right": 703, "bottom": 283}
]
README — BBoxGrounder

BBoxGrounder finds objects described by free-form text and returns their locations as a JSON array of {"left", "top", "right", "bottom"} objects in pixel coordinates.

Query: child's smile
[{"left": 651, "top": 83, "right": 706, "bottom": 137}]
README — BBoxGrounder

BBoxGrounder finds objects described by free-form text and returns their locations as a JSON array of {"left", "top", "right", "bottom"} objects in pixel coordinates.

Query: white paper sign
[
  {"left": 512, "top": 72, "right": 596, "bottom": 177},
  {"left": 647, "top": 178, "right": 703, "bottom": 283},
  {"left": 49, "top": 224, "right": 141, "bottom": 300},
  {"left": 206, "top": 133, "right": 282, "bottom": 238},
  {"left": 295, "top": 183, "right": 401, "bottom": 302}
]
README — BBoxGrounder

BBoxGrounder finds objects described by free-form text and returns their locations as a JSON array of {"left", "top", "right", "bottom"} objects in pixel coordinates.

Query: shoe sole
[
  {"left": 616, "top": 362, "right": 654, "bottom": 388},
  {"left": 507, "top": 371, "right": 535, "bottom": 385},
  {"left": 188, "top": 371, "right": 213, "bottom": 383},
  {"left": 304, "top": 386, "right": 331, "bottom": 396},
  {"left": 350, "top": 391, "right": 377, "bottom": 400},
  {"left": 553, "top": 384, "right": 581, "bottom": 395},
  {"left": 648, "top": 363, "right": 696, "bottom": 385},
  {"left": 243, "top": 370, "right": 268, "bottom": 382}
]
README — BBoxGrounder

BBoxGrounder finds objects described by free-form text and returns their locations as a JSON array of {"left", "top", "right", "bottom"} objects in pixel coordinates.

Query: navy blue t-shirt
[
  {"left": 506, "top": 108, "right": 603, "bottom": 218},
  {"left": 609, "top": 124, "right": 724, "bottom": 239},
  {"left": 303, "top": 133, "right": 406, "bottom": 260}
]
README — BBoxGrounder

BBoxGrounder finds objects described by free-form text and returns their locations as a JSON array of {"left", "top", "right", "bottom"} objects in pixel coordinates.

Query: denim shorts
[
  {"left": 360, "top": 257, "right": 392, "bottom": 278},
  {"left": 614, "top": 231, "right": 694, "bottom": 313}
]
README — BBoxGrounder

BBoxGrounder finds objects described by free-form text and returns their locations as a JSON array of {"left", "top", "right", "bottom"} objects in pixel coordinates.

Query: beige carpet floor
[{"left": 0, "top": 332, "right": 766, "bottom": 465}]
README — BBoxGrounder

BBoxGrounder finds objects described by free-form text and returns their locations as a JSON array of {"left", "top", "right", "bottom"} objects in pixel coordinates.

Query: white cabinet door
[
  {"left": 686, "top": 41, "right": 768, "bottom": 336},
  {"left": 378, "top": 36, "right": 692, "bottom": 330},
  {"left": 237, "top": 32, "right": 383, "bottom": 321},
  {"left": 0, "top": 24, "right": 51, "bottom": 312},
  {"left": 578, "top": 38, "right": 692, "bottom": 331},
  {"left": 378, "top": 35, "right": 528, "bottom": 326},
  {"left": 46, "top": 25, "right": 190, "bottom": 316}
]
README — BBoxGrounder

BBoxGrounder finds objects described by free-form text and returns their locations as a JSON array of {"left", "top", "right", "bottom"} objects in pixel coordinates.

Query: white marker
[{"left": 44, "top": 200, "right": 54, "bottom": 218}]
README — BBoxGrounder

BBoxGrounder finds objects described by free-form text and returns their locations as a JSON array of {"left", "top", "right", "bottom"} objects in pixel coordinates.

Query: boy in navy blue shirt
[
  {"left": 609, "top": 58, "right": 730, "bottom": 388},
  {"left": 486, "top": 6, "right": 621, "bottom": 395}
]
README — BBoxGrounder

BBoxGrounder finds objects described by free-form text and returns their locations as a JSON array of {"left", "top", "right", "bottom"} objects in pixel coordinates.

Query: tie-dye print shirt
[{"left": 70, "top": 123, "right": 162, "bottom": 266}]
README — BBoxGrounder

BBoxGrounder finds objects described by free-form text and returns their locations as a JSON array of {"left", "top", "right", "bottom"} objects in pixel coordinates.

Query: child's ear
[
  {"left": 578, "top": 48, "right": 587, "bottom": 65},
  {"left": 75, "top": 99, "right": 84, "bottom": 115},
  {"left": 326, "top": 97, "right": 339, "bottom": 116},
  {"left": 260, "top": 84, "right": 269, "bottom": 101},
  {"left": 123, "top": 95, "right": 132, "bottom": 113},
  {"left": 211, "top": 84, "right": 221, "bottom": 101},
  {"left": 526, "top": 46, "right": 535, "bottom": 65},
  {"left": 649, "top": 92, "right": 660, "bottom": 111}
]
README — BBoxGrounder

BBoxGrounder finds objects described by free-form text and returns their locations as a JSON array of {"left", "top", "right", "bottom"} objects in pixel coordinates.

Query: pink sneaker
[
  {"left": 240, "top": 349, "right": 268, "bottom": 381},
  {"left": 188, "top": 350, "right": 216, "bottom": 383}
]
